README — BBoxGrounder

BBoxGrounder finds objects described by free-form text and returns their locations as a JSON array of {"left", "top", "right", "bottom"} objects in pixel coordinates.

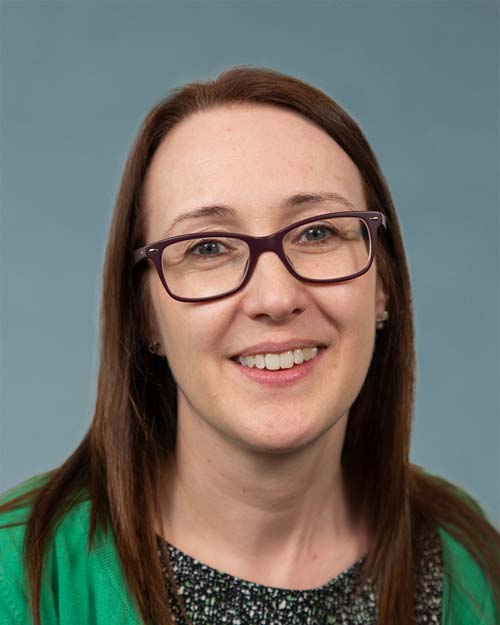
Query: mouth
[
  {"left": 230, "top": 345, "right": 327, "bottom": 371},
  {"left": 229, "top": 345, "right": 327, "bottom": 387}
]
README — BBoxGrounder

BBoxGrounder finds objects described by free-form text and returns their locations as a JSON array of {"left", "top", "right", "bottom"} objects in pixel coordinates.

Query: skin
[{"left": 142, "top": 104, "right": 387, "bottom": 589}]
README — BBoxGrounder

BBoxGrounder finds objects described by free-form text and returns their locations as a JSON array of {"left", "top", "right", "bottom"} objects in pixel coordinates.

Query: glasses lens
[
  {"left": 160, "top": 217, "right": 371, "bottom": 300},
  {"left": 283, "top": 216, "right": 371, "bottom": 280},
  {"left": 161, "top": 236, "right": 249, "bottom": 299}
]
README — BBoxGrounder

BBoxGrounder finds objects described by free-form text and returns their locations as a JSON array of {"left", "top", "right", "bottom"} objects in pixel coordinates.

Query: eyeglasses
[{"left": 132, "top": 211, "right": 387, "bottom": 303}]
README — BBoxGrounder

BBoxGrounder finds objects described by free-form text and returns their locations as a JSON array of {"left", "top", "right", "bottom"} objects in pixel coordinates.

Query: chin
[{"left": 231, "top": 420, "right": 330, "bottom": 456}]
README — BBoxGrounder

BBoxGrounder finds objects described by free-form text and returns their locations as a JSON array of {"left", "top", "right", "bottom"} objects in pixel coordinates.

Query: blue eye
[
  {"left": 299, "top": 225, "right": 337, "bottom": 243},
  {"left": 193, "top": 242, "right": 218, "bottom": 255},
  {"left": 187, "top": 239, "right": 230, "bottom": 258}
]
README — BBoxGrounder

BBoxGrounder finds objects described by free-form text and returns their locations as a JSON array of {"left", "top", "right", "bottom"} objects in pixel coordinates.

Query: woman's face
[{"left": 142, "top": 104, "right": 387, "bottom": 453}]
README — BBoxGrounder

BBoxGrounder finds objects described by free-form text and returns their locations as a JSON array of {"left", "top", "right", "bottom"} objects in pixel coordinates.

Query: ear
[
  {"left": 375, "top": 273, "right": 389, "bottom": 319},
  {"left": 139, "top": 281, "right": 165, "bottom": 357},
  {"left": 143, "top": 323, "right": 165, "bottom": 358}
]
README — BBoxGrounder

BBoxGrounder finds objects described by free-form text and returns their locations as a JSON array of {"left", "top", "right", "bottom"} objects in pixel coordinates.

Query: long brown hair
[{"left": 1, "top": 65, "right": 499, "bottom": 625}]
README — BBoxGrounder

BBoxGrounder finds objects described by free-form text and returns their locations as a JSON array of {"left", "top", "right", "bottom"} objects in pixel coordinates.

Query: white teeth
[
  {"left": 265, "top": 353, "right": 281, "bottom": 370},
  {"left": 280, "top": 351, "right": 294, "bottom": 369},
  {"left": 293, "top": 349, "right": 304, "bottom": 365},
  {"left": 302, "top": 347, "right": 313, "bottom": 361},
  {"left": 255, "top": 354, "right": 265, "bottom": 369},
  {"left": 236, "top": 346, "right": 320, "bottom": 370}
]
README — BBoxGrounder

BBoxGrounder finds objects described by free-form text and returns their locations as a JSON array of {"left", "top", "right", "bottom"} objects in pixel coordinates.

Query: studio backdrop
[{"left": 0, "top": 1, "right": 498, "bottom": 524}]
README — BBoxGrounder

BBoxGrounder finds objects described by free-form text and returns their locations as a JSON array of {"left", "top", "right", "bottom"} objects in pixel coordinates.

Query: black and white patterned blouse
[{"left": 157, "top": 528, "right": 443, "bottom": 625}]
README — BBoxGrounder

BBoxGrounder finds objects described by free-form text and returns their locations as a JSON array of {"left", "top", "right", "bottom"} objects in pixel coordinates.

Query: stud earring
[
  {"left": 376, "top": 310, "right": 389, "bottom": 330},
  {"left": 148, "top": 341, "right": 162, "bottom": 355}
]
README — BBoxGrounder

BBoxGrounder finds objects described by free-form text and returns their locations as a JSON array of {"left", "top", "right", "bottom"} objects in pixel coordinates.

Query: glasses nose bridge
[
  {"left": 241, "top": 229, "right": 303, "bottom": 290},
  {"left": 250, "top": 230, "right": 289, "bottom": 271}
]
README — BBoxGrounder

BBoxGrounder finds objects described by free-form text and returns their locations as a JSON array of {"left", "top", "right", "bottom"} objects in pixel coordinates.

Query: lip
[
  {"left": 230, "top": 339, "right": 327, "bottom": 359},
  {"left": 229, "top": 346, "right": 326, "bottom": 387}
]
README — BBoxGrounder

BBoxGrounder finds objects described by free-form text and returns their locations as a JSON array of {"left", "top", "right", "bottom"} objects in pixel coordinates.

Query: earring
[
  {"left": 376, "top": 310, "right": 389, "bottom": 330},
  {"left": 148, "top": 341, "right": 162, "bottom": 355}
]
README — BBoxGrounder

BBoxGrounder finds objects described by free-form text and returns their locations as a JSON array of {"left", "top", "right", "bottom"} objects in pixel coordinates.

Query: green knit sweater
[{"left": 0, "top": 473, "right": 497, "bottom": 625}]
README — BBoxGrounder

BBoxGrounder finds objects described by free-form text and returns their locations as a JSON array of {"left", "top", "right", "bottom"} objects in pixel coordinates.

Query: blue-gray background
[{"left": 1, "top": 1, "right": 498, "bottom": 525}]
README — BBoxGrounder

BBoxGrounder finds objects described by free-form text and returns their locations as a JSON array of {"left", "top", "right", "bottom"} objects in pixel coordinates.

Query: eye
[
  {"left": 187, "top": 239, "right": 229, "bottom": 257},
  {"left": 298, "top": 225, "right": 338, "bottom": 243}
]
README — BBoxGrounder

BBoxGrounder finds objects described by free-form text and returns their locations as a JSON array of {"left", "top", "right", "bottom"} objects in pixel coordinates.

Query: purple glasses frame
[{"left": 131, "top": 210, "right": 387, "bottom": 303}]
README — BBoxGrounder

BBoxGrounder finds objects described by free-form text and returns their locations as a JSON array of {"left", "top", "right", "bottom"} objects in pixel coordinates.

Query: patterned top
[{"left": 156, "top": 528, "right": 443, "bottom": 625}]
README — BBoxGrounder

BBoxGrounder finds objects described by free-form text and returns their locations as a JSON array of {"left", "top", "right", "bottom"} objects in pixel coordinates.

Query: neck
[{"left": 155, "top": 409, "right": 368, "bottom": 586}]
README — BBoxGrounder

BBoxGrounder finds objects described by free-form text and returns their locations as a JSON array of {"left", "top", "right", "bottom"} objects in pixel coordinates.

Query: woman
[{"left": 0, "top": 66, "right": 498, "bottom": 625}]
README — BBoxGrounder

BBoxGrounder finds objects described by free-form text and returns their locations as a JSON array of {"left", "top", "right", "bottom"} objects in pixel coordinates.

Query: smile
[
  {"left": 230, "top": 346, "right": 326, "bottom": 387},
  {"left": 235, "top": 347, "right": 320, "bottom": 371}
]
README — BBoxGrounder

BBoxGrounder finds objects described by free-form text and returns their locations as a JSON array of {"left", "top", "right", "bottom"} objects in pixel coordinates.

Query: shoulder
[
  {"left": 439, "top": 525, "right": 498, "bottom": 625},
  {"left": 0, "top": 473, "right": 141, "bottom": 625},
  {"left": 435, "top": 481, "right": 499, "bottom": 625},
  {"left": 0, "top": 472, "right": 54, "bottom": 580},
  {"left": 0, "top": 473, "right": 54, "bottom": 623}
]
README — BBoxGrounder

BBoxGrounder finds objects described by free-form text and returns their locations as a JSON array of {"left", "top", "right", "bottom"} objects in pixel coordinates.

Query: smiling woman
[{"left": 0, "top": 66, "right": 499, "bottom": 625}]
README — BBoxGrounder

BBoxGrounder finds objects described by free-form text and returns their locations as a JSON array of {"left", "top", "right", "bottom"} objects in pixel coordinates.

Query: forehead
[{"left": 143, "top": 104, "right": 366, "bottom": 236}]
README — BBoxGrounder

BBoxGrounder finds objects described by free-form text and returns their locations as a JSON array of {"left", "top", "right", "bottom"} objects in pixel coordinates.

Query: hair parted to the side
[{"left": 1, "top": 65, "right": 499, "bottom": 625}]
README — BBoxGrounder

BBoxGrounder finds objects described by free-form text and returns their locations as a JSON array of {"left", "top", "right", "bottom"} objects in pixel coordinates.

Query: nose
[{"left": 238, "top": 250, "right": 310, "bottom": 322}]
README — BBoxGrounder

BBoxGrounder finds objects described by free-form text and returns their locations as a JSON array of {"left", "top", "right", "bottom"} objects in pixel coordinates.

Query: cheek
[
  {"left": 317, "top": 271, "right": 376, "bottom": 327},
  {"left": 317, "top": 277, "right": 376, "bottom": 372},
  {"left": 341, "top": 320, "right": 375, "bottom": 374},
  {"left": 342, "top": 306, "right": 377, "bottom": 391},
  {"left": 154, "top": 300, "right": 225, "bottom": 380}
]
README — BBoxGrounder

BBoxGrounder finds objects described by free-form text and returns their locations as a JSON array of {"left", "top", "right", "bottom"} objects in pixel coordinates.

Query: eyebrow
[{"left": 160, "top": 191, "right": 358, "bottom": 237}]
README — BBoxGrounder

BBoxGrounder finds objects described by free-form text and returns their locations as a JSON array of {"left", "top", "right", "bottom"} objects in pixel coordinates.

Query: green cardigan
[{"left": 0, "top": 473, "right": 497, "bottom": 625}]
